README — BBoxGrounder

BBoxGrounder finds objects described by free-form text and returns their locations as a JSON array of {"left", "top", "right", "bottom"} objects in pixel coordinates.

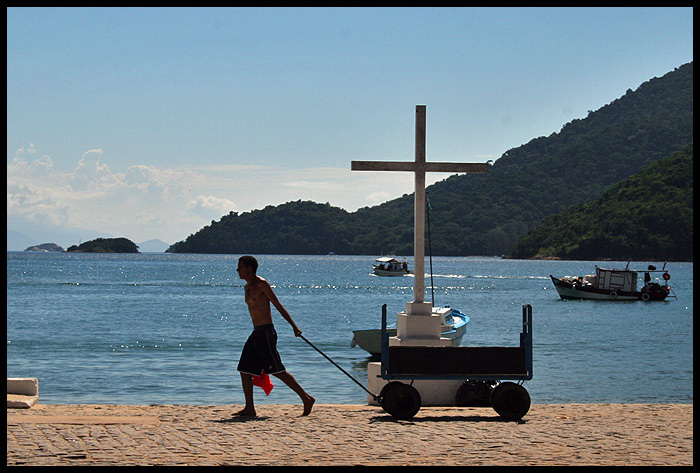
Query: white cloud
[
  {"left": 6, "top": 146, "right": 238, "bottom": 243},
  {"left": 186, "top": 195, "right": 236, "bottom": 221},
  {"left": 7, "top": 145, "right": 450, "bottom": 245},
  {"left": 124, "top": 165, "right": 156, "bottom": 185},
  {"left": 26, "top": 155, "right": 54, "bottom": 177},
  {"left": 9, "top": 144, "right": 51, "bottom": 177},
  {"left": 6, "top": 181, "right": 70, "bottom": 226},
  {"left": 71, "top": 149, "right": 119, "bottom": 190}
]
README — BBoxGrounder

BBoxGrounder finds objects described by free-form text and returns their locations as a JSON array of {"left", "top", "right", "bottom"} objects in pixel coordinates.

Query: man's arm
[{"left": 261, "top": 281, "right": 302, "bottom": 337}]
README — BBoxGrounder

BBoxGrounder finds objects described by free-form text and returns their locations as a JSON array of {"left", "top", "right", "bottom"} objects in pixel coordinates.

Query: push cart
[
  {"left": 300, "top": 304, "right": 533, "bottom": 422},
  {"left": 377, "top": 304, "right": 533, "bottom": 421}
]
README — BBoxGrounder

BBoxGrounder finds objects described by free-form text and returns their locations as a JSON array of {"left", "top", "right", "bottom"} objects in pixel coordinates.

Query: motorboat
[
  {"left": 372, "top": 257, "right": 412, "bottom": 277},
  {"left": 351, "top": 307, "right": 469, "bottom": 356},
  {"left": 550, "top": 263, "right": 673, "bottom": 301}
]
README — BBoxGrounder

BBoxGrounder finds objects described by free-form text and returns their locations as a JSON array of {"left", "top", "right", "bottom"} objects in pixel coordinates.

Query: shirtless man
[{"left": 234, "top": 255, "right": 314, "bottom": 417}]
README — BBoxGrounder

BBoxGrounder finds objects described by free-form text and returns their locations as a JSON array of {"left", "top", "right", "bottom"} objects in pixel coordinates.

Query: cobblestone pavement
[{"left": 7, "top": 403, "right": 693, "bottom": 466}]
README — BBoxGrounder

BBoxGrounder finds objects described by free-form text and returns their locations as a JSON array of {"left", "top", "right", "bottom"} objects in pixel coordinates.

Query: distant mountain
[
  {"left": 167, "top": 62, "right": 693, "bottom": 258},
  {"left": 137, "top": 239, "right": 170, "bottom": 253},
  {"left": 509, "top": 144, "right": 693, "bottom": 261}
]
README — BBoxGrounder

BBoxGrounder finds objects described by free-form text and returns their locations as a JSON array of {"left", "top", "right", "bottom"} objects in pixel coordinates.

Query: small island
[
  {"left": 24, "top": 243, "right": 65, "bottom": 252},
  {"left": 65, "top": 237, "right": 140, "bottom": 253}
]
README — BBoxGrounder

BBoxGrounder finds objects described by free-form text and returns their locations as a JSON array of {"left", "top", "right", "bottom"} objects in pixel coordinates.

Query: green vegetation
[
  {"left": 167, "top": 62, "right": 693, "bottom": 260},
  {"left": 66, "top": 237, "right": 140, "bottom": 253},
  {"left": 509, "top": 144, "right": 693, "bottom": 261},
  {"left": 168, "top": 201, "right": 352, "bottom": 255}
]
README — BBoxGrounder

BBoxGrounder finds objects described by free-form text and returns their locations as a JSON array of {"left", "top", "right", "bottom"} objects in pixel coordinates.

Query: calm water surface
[{"left": 7, "top": 252, "right": 693, "bottom": 405}]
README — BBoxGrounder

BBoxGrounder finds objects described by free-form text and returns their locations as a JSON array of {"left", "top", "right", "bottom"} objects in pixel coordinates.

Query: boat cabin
[
  {"left": 372, "top": 257, "right": 411, "bottom": 276},
  {"left": 375, "top": 257, "right": 407, "bottom": 271},
  {"left": 593, "top": 267, "right": 638, "bottom": 292}
]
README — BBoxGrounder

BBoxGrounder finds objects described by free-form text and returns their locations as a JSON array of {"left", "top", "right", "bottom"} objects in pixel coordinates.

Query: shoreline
[{"left": 7, "top": 402, "right": 693, "bottom": 466}]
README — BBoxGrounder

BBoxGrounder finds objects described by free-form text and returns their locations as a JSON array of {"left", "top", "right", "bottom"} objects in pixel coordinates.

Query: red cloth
[{"left": 251, "top": 372, "right": 273, "bottom": 395}]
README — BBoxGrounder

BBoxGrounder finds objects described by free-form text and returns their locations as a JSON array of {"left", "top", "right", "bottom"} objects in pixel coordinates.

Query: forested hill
[
  {"left": 66, "top": 237, "right": 140, "bottom": 253},
  {"left": 509, "top": 144, "right": 693, "bottom": 261},
  {"left": 167, "top": 62, "right": 693, "bottom": 256}
]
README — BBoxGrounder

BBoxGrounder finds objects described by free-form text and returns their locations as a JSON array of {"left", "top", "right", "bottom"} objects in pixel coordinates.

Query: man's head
[{"left": 237, "top": 255, "right": 258, "bottom": 277}]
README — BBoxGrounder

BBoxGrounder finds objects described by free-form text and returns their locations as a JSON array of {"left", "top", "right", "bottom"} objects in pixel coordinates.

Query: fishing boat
[
  {"left": 372, "top": 257, "right": 412, "bottom": 276},
  {"left": 550, "top": 263, "right": 673, "bottom": 301},
  {"left": 351, "top": 307, "right": 469, "bottom": 356}
]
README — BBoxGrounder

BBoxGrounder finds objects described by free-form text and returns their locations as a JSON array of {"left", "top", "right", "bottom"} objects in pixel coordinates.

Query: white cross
[{"left": 352, "top": 105, "right": 489, "bottom": 309}]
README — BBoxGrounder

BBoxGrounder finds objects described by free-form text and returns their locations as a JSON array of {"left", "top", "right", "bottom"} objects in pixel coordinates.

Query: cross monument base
[{"left": 366, "top": 362, "right": 463, "bottom": 406}]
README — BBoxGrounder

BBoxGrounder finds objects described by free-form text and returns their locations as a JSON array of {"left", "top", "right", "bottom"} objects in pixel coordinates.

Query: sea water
[{"left": 7, "top": 252, "right": 693, "bottom": 406}]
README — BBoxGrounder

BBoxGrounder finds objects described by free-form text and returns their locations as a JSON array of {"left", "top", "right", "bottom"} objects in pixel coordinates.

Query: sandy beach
[{"left": 6, "top": 403, "right": 692, "bottom": 466}]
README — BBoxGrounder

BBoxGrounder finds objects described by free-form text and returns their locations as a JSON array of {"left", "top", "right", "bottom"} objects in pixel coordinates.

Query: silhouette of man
[{"left": 233, "top": 255, "right": 314, "bottom": 417}]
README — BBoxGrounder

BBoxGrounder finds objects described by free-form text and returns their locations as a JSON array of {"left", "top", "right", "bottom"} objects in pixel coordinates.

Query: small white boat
[
  {"left": 372, "top": 257, "right": 412, "bottom": 277},
  {"left": 351, "top": 307, "right": 469, "bottom": 356},
  {"left": 550, "top": 263, "right": 673, "bottom": 301}
]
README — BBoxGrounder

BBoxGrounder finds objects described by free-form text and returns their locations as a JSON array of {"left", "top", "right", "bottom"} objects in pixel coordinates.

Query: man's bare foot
[
  {"left": 301, "top": 396, "right": 315, "bottom": 416},
  {"left": 232, "top": 408, "right": 256, "bottom": 417}
]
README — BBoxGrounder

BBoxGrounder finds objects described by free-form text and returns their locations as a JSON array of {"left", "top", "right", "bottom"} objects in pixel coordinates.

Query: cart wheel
[
  {"left": 378, "top": 381, "right": 402, "bottom": 402},
  {"left": 455, "top": 380, "right": 496, "bottom": 407},
  {"left": 490, "top": 382, "right": 530, "bottom": 421},
  {"left": 381, "top": 382, "right": 421, "bottom": 420}
]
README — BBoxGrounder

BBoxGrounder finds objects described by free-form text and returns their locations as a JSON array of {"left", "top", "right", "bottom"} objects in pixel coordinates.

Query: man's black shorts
[{"left": 237, "top": 324, "right": 286, "bottom": 375}]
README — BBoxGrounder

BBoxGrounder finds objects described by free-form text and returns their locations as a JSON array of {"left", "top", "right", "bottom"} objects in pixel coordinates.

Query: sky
[{"left": 7, "top": 7, "right": 694, "bottom": 248}]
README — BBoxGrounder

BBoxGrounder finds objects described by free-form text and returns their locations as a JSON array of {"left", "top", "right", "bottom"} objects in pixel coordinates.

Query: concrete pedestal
[
  {"left": 367, "top": 362, "right": 463, "bottom": 406},
  {"left": 368, "top": 304, "right": 461, "bottom": 406},
  {"left": 392, "top": 303, "right": 452, "bottom": 347}
]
